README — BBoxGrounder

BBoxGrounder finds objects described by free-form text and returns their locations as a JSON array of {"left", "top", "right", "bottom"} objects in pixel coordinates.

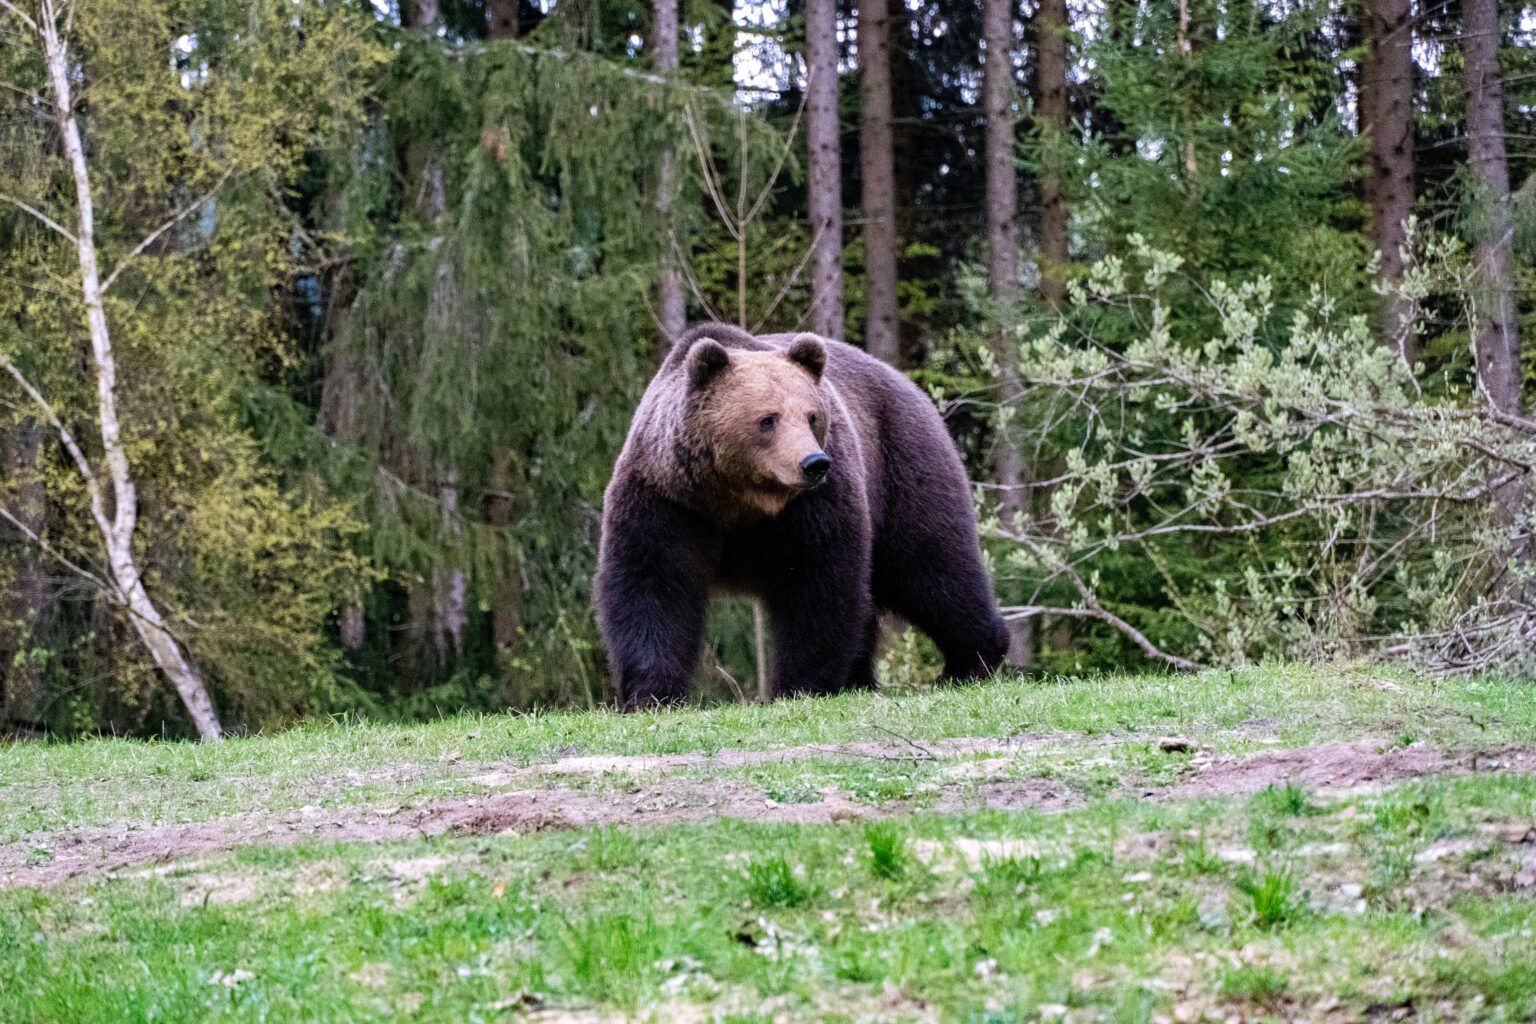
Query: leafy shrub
[{"left": 988, "top": 235, "right": 1536, "bottom": 677}]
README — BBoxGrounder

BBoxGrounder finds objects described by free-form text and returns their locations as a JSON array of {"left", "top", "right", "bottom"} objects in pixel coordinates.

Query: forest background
[{"left": 2, "top": 0, "right": 1533, "bottom": 738}]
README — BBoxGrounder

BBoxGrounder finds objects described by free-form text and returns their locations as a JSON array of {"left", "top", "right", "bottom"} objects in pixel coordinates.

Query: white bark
[{"left": 31, "top": 0, "right": 223, "bottom": 739}]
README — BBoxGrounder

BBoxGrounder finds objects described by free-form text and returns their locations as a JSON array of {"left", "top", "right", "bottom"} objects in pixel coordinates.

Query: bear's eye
[
  {"left": 808, "top": 413, "right": 820, "bottom": 428},
  {"left": 758, "top": 414, "right": 778, "bottom": 432}
]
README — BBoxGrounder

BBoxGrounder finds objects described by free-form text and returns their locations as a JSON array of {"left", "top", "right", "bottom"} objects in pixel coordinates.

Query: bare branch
[
  {"left": 0, "top": 351, "right": 113, "bottom": 541},
  {"left": 0, "top": 0, "right": 38, "bottom": 32},
  {"left": 0, "top": 504, "right": 113, "bottom": 596},
  {"left": 101, "top": 169, "right": 234, "bottom": 293},
  {"left": 1000, "top": 604, "right": 1199, "bottom": 672},
  {"left": 0, "top": 193, "right": 77, "bottom": 243}
]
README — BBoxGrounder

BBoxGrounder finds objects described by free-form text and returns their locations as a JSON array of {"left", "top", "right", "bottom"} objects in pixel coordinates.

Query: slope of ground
[{"left": 3, "top": 665, "right": 1536, "bottom": 1022}]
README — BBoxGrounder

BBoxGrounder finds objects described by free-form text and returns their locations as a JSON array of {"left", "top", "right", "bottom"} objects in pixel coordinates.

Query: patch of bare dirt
[
  {"left": 1167, "top": 741, "right": 1536, "bottom": 799},
  {"left": 463, "top": 733, "right": 1080, "bottom": 787},
  {"left": 931, "top": 778, "right": 1082, "bottom": 814},
  {"left": 6, "top": 740, "right": 1535, "bottom": 889},
  {"left": 0, "top": 777, "right": 880, "bottom": 889}
]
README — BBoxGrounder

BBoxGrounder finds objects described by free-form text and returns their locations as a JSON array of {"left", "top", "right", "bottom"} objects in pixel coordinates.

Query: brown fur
[
  {"left": 690, "top": 346, "right": 828, "bottom": 517},
  {"left": 597, "top": 323, "right": 1008, "bottom": 707}
]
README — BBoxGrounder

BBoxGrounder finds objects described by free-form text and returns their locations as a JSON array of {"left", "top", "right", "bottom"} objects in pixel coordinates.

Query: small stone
[
  {"left": 1038, "top": 1005, "right": 1068, "bottom": 1021},
  {"left": 1339, "top": 883, "right": 1363, "bottom": 899},
  {"left": 1495, "top": 823, "right": 1536, "bottom": 844},
  {"left": 1172, "top": 1002, "right": 1198, "bottom": 1023}
]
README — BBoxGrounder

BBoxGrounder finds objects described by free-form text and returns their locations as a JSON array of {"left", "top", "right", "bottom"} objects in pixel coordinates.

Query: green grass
[
  {"left": 3, "top": 664, "right": 1533, "bottom": 842},
  {"left": 4, "top": 663, "right": 1536, "bottom": 1022},
  {"left": 864, "top": 822, "right": 909, "bottom": 879}
]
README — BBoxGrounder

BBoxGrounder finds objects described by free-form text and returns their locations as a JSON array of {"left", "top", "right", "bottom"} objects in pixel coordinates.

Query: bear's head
[{"left": 683, "top": 334, "right": 831, "bottom": 517}]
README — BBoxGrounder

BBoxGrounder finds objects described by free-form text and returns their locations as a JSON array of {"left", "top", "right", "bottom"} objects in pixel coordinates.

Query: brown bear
[{"left": 596, "top": 323, "right": 1009, "bottom": 708}]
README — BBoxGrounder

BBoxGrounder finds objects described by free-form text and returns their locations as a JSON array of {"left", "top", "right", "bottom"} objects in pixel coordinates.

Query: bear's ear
[
  {"left": 786, "top": 334, "right": 826, "bottom": 381},
  {"left": 685, "top": 339, "right": 730, "bottom": 389}
]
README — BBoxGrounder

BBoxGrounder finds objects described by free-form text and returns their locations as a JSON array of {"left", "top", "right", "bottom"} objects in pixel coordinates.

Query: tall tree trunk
[
  {"left": 654, "top": 0, "right": 686, "bottom": 344},
  {"left": 431, "top": 467, "right": 466, "bottom": 658},
  {"left": 859, "top": 0, "right": 899, "bottom": 364},
  {"left": 486, "top": 449, "right": 523, "bottom": 703},
  {"left": 805, "top": 0, "right": 844, "bottom": 339},
  {"left": 1035, "top": 0, "right": 1068, "bottom": 307},
  {"left": 1462, "top": 0, "right": 1519, "bottom": 414},
  {"left": 1178, "top": 0, "right": 1197, "bottom": 184},
  {"left": 318, "top": 354, "right": 367, "bottom": 652},
  {"left": 1361, "top": 0, "right": 1416, "bottom": 362},
  {"left": 983, "top": 0, "right": 1031, "bottom": 668},
  {"left": 400, "top": 0, "right": 468, "bottom": 666},
  {"left": 31, "top": 0, "right": 222, "bottom": 738}
]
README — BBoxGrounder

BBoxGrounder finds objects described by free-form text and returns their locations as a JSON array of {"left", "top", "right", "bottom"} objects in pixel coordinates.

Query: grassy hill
[{"left": 4, "top": 665, "right": 1536, "bottom": 1021}]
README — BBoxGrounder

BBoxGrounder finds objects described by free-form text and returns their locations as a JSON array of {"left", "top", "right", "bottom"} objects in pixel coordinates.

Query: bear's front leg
[
  {"left": 596, "top": 484, "right": 718, "bottom": 709},
  {"left": 762, "top": 493, "right": 873, "bottom": 697},
  {"left": 767, "top": 591, "right": 871, "bottom": 696}
]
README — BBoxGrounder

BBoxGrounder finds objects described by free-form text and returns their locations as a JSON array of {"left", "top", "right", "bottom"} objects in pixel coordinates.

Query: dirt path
[{"left": 6, "top": 739, "right": 1534, "bottom": 889}]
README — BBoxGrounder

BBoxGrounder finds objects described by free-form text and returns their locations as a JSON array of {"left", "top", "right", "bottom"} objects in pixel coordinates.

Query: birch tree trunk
[
  {"left": 858, "top": 0, "right": 899, "bottom": 364},
  {"left": 983, "top": 0, "right": 1031, "bottom": 668},
  {"left": 805, "top": 0, "right": 845, "bottom": 339},
  {"left": 1361, "top": 0, "right": 1416, "bottom": 362},
  {"left": 34, "top": 0, "right": 223, "bottom": 739},
  {"left": 1462, "top": 0, "right": 1520, "bottom": 415},
  {"left": 654, "top": 0, "right": 686, "bottom": 344},
  {"left": 1035, "top": 0, "right": 1068, "bottom": 307}
]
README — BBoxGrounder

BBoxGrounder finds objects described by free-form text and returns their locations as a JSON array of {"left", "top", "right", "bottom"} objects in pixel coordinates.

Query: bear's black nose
[{"left": 800, "top": 453, "right": 832, "bottom": 483}]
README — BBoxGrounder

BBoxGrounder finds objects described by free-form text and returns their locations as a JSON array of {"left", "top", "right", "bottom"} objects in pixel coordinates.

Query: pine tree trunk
[
  {"left": 318, "top": 340, "right": 367, "bottom": 651},
  {"left": 36, "top": 1, "right": 222, "bottom": 739},
  {"left": 1361, "top": 0, "right": 1416, "bottom": 362},
  {"left": 432, "top": 467, "right": 466, "bottom": 658},
  {"left": 806, "top": 0, "right": 844, "bottom": 339},
  {"left": 654, "top": 0, "right": 686, "bottom": 344},
  {"left": 486, "top": 450, "right": 523, "bottom": 702},
  {"left": 983, "top": 0, "right": 1031, "bottom": 668},
  {"left": 1035, "top": 0, "right": 1068, "bottom": 307},
  {"left": 399, "top": 0, "right": 470, "bottom": 670},
  {"left": 1462, "top": 0, "right": 1519, "bottom": 414},
  {"left": 859, "top": 0, "right": 899, "bottom": 364}
]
